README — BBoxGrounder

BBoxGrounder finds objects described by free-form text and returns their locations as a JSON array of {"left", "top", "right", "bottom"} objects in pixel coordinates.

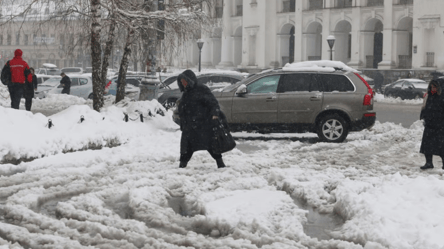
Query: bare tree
[{"left": 1, "top": 0, "right": 217, "bottom": 109}]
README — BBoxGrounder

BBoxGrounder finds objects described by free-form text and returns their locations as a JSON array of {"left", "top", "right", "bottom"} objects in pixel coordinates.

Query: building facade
[{"left": 176, "top": 0, "right": 444, "bottom": 73}]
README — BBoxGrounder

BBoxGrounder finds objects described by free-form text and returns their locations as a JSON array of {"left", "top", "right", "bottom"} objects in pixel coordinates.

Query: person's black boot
[
  {"left": 179, "top": 161, "right": 188, "bottom": 168},
  {"left": 420, "top": 163, "right": 434, "bottom": 170},
  {"left": 216, "top": 158, "right": 226, "bottom": 169}
]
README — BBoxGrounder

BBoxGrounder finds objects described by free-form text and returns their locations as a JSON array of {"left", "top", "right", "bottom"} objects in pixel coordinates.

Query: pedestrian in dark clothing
[
  {"left": 5, "top": 49, "right": 32, "bottom": 109},
  {"left": 374, "top": 71, "right": 384, "bottom": 94},
  {"left": 419, "top": 79, "right": 444, "bottom": 170},
  {"left": 23, "top": 67, "right": 37, "bottom": 111},
  {"left": 60, "top": 72, "right": 71, "bottom": 94},
  {"left": 177, "top": 69, "right": 226, "bottom": 169}
]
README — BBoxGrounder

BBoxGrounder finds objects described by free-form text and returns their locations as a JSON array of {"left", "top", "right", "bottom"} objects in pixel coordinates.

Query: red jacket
[{"left": 9, "top": 49, "right": 32, "bottom": 84}]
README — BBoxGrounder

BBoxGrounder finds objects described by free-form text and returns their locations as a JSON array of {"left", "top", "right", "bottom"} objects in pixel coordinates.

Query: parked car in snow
[
  {"left": 157, "top": 72, "right": 247, "bottom": 109},
  {"left": 36, "top": 63, "right": 61, "bottom": 76},
  {"left": 383, "top": 79, "right": 428, "bottom": 99},
  {"left": 35, "top": 74, "right": 58, "bottom": 85},
  {"left": 35, "top": 75, "right": 94, "bottom": 99},
  {"left": 173, "top": 62, "right": 376, "bottom": 143}
]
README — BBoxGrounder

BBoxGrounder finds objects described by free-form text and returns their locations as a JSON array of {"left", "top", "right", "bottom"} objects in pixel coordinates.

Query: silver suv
[{"left": 211, "top": 69, "right": 375, "bottom": 142}]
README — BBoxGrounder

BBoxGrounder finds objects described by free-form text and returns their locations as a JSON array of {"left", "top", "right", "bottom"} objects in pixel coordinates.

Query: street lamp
[
  {"left": 197, "top": 39, "right": 204, "bottom": 72},
  {"left": 327, "top": 35, "right": 336, "bottom": 61}
]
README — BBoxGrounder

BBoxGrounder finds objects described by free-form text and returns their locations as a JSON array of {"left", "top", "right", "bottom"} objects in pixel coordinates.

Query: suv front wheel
[{"left": 317, "top": 114, "right": 349, "bottom": 143}]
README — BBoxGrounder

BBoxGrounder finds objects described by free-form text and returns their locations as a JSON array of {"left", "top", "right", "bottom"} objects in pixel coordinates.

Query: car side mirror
[{"left": 235, "top": 84, "right": 247, "bottom": 95}]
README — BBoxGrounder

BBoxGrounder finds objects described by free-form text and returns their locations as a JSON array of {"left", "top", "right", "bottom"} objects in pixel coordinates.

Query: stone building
[{"left": 176, "top": 0, "right": 444, "bottom": 74}]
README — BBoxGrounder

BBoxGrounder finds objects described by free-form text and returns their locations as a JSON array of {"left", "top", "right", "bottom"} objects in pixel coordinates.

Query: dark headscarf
[{"left": 177, "top": 69, "right": 198, "bottom": 92}]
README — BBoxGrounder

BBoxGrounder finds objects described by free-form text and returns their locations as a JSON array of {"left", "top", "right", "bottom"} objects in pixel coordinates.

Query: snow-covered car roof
[
  {"left": 282, "top": 60, "right": 358, "bottom": 73},
  {"left": 42, "top": 63, "right": 58, "bottom": 68},
  {"left": 403, "top": 78, "right": 426, "bottom": 83}
]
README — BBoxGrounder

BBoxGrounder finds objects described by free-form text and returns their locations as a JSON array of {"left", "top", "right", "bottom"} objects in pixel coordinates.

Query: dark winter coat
[
  {"left": 420, "top": 79, "right": 444, "bottom": 156},
  {"left": 61, "top": 75, "right": 71, "bottom": 94},
  {"left": 177, "top": 70, "right": 221, "bottom": 154},
  {"left": 23, "top": 75, "right": 37, "bottom": 99}
]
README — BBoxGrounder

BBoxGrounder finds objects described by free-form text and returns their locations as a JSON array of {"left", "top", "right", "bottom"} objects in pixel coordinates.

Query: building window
[
  {"left": 0, "top": 35, "right": 3, "bottom": 45},
  {"left": 16, "top": 34, "right": 20, "bottom": 45},
  {"left": 42, "top": 34, "right": 47, "bottom": 45},
  {"left": 7, "top": 35, "right": 11, "bottom": 45},
  {"left": 24, "top": 34, "right": 28, "bottom": 46},
  {"left": 282, "top": 0, "right": 295, "bottom": 12},
  {"left": 33, "top": 34, "right": 37, "bottom": 45}
]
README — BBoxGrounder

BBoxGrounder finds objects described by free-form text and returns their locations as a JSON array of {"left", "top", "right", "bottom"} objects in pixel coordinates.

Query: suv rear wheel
[{"left": 317, "top": 114, "right": 349, "bottom": 143}]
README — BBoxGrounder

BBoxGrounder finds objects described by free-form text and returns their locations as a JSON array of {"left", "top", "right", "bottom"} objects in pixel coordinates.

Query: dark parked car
[
  {"left": 383, "top": 79, "right": 428, "bottom": 99},
  {"left": 158, "top": 72, "right": 247, "bottom": 109}
]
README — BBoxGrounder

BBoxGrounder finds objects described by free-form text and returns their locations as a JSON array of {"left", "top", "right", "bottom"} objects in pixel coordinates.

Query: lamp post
[
  {"left": 327, "top": 35, "right": 336, "bottom": 61},
  {"left": 197, "top": 39, "right": 204, "bottom": 72}
]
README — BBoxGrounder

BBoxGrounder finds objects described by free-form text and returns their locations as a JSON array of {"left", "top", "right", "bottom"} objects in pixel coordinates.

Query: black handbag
[{"left": 212, "top": 119, "right": 236, "bottom": 154}]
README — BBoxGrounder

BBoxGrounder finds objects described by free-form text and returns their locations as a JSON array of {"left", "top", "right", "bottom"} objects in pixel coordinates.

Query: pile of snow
[
  {"left": 0, "top": 100, "right": 177, "bottom": 163},
  {"left": 374, "top": 93, "right": 424, "bottom": 105},
  {"left": 0, "top": 83, "right": 10, "bottom": 107},
  {"left": 283, "top": 60, "right": 358, "bottom": 73},
  {"left": 1, "top": 94, "right": 444, "bottom": 248}
]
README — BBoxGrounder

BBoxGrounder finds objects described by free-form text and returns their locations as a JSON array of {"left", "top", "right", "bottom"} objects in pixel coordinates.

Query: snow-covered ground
[{"left": 1, "top": 86, "right": 443, "bottom": 248}]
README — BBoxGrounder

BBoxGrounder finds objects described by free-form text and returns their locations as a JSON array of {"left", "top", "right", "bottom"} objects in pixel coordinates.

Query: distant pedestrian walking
[
  {"left": 23, "top": 67, "right": 37, "bottom": 111},
  {"left": 419, "top": 79, "right": 444, "bottom": 170},
  {"left": 1, "top": 49, "right": 32, "bottom": 109},
  {"left": 60, "top": 72, "right": 71, "bottom": 94},
  {"left": 177, "top": 69, "right": 232, "bottom": 169}
]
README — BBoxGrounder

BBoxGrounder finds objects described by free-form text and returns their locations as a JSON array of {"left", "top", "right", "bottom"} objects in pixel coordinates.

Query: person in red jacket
[{"left": 9, "top": 49, "right": 32, "bottom": 109}]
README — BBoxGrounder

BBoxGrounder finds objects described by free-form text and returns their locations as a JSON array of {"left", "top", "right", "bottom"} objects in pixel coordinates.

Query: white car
[{"left": 35, "top": 75, "right": 94, "bottom": 99}]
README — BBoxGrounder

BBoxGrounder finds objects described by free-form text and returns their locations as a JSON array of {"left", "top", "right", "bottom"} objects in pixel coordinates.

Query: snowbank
[{"left": 374, "top": 93, "right": 423, "bottom": 105}]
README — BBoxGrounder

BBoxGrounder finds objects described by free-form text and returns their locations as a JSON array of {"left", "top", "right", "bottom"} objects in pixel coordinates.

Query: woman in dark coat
[
  {"left": 419, "top": 79, "right": 444, "bottom": 170},
  {"left": 23, "top": 67, "right": 37, "bottom": 111},
  {"left": 177, "top": 69, "right": 226, "bottom": 169}
]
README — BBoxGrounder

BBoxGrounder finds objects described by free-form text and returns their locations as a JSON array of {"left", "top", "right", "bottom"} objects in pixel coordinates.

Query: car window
[
  {"left": 278, "top": 73, "right": 314, "bottom": 92},
  {"left": 247, "top": 75, "right": 280, "bottom": 94},
  {"left": 126, "top": 79, "right": 140, "bottom": 87},
  {"left": 37, "top": 78, "right": 43, "bottom": 84},
  {"left": 47, "top": 69, "right": 61, "bottom": 76},
  {"left": 402, "top": 82, "right": 413, "bottom": 88},
  {"left": 71, "top": 78, "right": 79, "bottom": 86},
  {"left": 79, "top": 78, "right": 88, "bottom": 85},
  {"left": 393, "top": 82, "right": 403, "bottom": 88},
  {"left": 318, "top": 75, "right": 354, "bottom": 92},
  {"left": 198, "top": 76, "right": 211, "bottom": 85}
]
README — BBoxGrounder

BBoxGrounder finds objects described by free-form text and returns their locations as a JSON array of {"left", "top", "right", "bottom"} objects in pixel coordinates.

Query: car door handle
[
  {"left": 310, "top": 96, "right": 321, "bottom": 101},
  {"left": 266, "top": 96, "right": 276, "bottom": 102}
]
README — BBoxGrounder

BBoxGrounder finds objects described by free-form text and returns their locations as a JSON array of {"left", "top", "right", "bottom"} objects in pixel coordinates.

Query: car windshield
[
  {"left": 412, "top": 81, "right": 428, "bottom": 89},
  {"left": 40, "top": 77, "right": 61, "bottom": 86},
  {"left": 47, "top": 69, "right": 61, "bottom": 75}
]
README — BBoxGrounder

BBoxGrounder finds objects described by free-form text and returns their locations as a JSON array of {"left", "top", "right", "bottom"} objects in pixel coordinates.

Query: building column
[
  {"left": 217, "top": 0, "right": 234, "bottom": 68},
  {"left": 245, "top": 26, "right": 259, "bottom": 67},
  {"left": 211, "top": 37, "right": 222, "bottom": 66},
  {"left": 348, "top": 6, "right": 362, "bottom": 67},
  {"left": 378, "top": 0, "right": 395, "bottom": 69},
  {"left": 359, "top": 31, "right": 375, "bottom": 68},
  {"left": 321, "top": 7, "right": 331, "bottom": 60},
  {"left": 294, "top": 0, "right": 304, "bottom": 62},
  {"left": 277, "top": 34, "right": 291, "bottom": 66},
  {"left": 201, "top": 37, "right": 213, "bottom": 68}
]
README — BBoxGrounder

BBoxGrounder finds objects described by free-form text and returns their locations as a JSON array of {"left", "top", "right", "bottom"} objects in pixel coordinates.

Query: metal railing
[
  {"left": 426, "top": 52, "right": 435, "bottom": 67},
  {"left": 308, "top": 0, "right": 324, "bottom": 10},
  {"left": 398, "top": 55, "right": 412, "bottom": 69},
  {"left": 215, "top": 7, "right": 223, "bottom": 18},
  {"left": 282, "top": 0, "right": 295, "bottom": 12},
  {"left": 308, "top": 56, "right": 322, "bottom": 61},
  {"left": 335, "top": 0, "right": 353, "bottom": 8},
  {"left": 367, "top": 0, "right": 384, "bottom": 7},
  {"left": 235, "top": 5, "right": 243, "bottom": 16}
]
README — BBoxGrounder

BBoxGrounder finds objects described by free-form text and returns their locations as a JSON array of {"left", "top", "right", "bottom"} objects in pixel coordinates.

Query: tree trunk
[
  {"left": 115, "top": 28, "right": 135, "bottom": 103},
  {"left": 90, "top": 0, "right": 103, "bottom": 111},
  {"left": 101, "top": 19, "right": 116, "bottom": 91}
]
